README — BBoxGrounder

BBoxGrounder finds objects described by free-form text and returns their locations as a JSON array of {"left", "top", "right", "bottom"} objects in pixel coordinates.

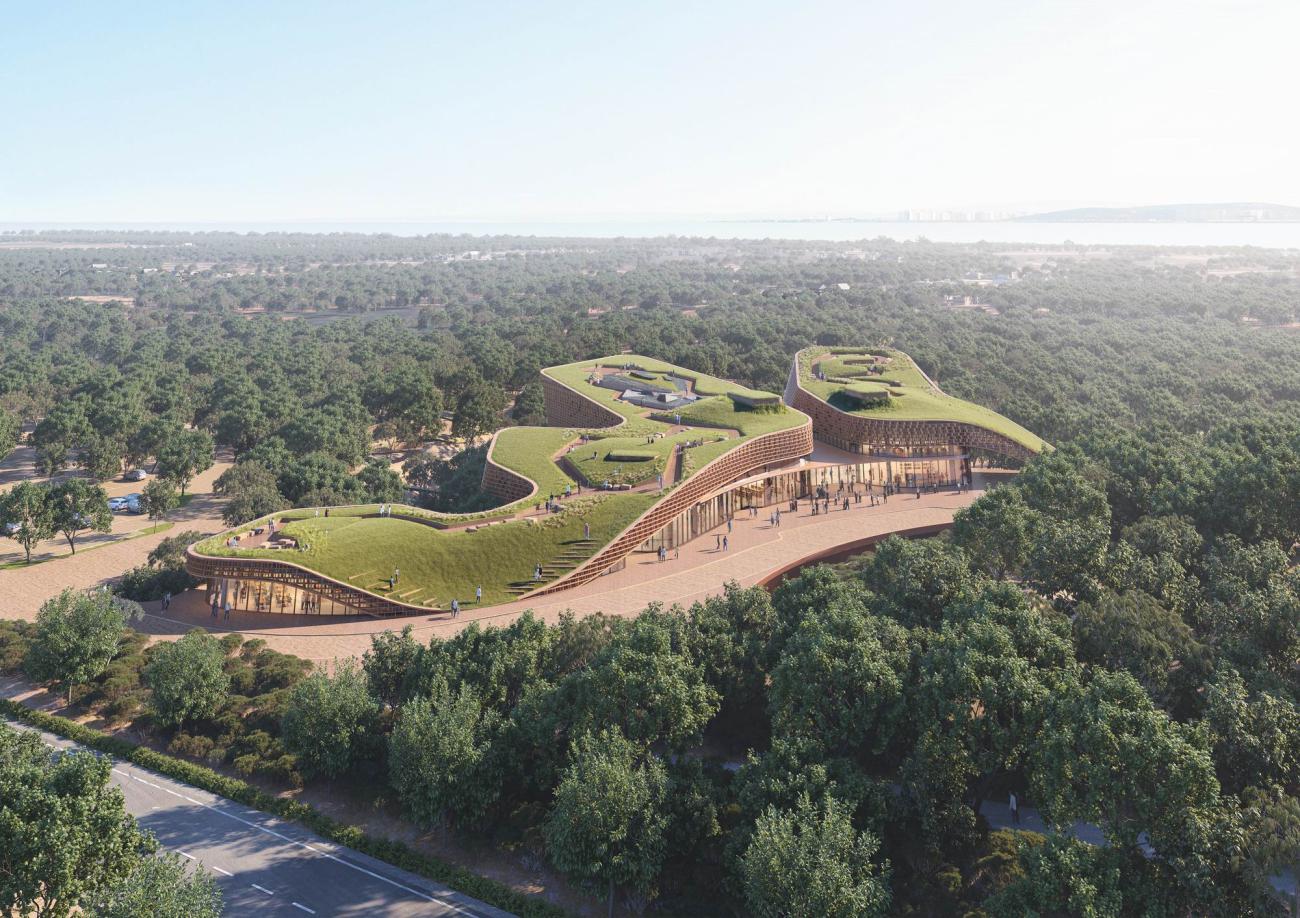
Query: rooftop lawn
[
  {"left": 194, "top": 492, "right": 656, "bottom": 608},
  {"left": 566, "top": 428, "right": 731, "bottom": 487},
  {"left": 797, "top": 347, "right": 1045, "bottom": 453},
  {"left": 196, "top": 354, "right": 807, "bottom": 608}
]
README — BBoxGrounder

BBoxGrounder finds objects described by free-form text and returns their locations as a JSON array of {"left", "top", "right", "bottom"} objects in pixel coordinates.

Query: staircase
[{"left": 505, "top": 538, "right": 595, "bottom": 596}]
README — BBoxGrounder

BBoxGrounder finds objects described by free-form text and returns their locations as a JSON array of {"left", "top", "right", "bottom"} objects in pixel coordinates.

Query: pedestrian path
[{"left": 134, "top": 487, "right": 983, "bottom": 662}]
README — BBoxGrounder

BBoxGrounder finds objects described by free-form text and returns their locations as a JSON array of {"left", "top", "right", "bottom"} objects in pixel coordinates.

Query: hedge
[
  {"left": 603, "top": 450, "right": 656, "bottom": 462},
  {"left": 0, "top": 700, "right": 568, "bottom": 918}
]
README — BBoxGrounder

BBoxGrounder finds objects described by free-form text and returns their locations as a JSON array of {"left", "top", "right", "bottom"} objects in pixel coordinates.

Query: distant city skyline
[{"left": 2, "top": 0, "right": 1296, "bottom": 223}]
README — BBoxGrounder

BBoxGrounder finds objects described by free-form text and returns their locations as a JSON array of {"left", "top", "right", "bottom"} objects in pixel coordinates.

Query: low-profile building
[{"left": 186, "top": 349, "right": 1044, "bottom": 617}]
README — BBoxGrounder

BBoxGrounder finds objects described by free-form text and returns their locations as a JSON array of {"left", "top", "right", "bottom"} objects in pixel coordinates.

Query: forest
[{"left": 1, "top": 230, "right": 1300, "bottom": 915}]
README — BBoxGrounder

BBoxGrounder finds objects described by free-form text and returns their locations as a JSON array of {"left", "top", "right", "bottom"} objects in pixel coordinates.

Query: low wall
[{"left": 755, "top": 522, "right": 954, "bottom": 588}]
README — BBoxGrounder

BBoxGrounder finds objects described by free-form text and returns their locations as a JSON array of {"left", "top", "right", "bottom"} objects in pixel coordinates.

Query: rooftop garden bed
[
  {"left": 797, "top": 346, "right": 1045, "bottom": 453},
  {"left": 194, "top": 355, "right": 807, "bottom": 610},
  {"left": 194, "top": 492, "right": 656, "bottom": 608}
]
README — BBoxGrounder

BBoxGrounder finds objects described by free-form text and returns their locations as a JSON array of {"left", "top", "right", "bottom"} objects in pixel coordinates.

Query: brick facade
[
  {"left": 525, "top": 419, "right": 815, "bottom": 597},
  {"left": 785, "top": 357, "right": 1038, "bottom": 462}
]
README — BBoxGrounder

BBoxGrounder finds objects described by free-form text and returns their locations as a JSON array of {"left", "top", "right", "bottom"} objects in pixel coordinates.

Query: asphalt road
[{"left": 5, "top": 718, "right": 516, "bottom": 918}]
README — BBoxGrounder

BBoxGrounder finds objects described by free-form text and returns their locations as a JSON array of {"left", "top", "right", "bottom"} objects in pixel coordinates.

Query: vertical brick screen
[
  {"left": 785, "top": 358, "right": 1038, "bottom": 461},
  {"left": 526, "top": 419, "right": 815, "bottom": 597}
]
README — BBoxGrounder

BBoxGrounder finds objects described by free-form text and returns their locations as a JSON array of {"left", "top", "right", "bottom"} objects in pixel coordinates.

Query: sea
[{"left": 3, "top": 220, "right": 1300, "bottom": 249}]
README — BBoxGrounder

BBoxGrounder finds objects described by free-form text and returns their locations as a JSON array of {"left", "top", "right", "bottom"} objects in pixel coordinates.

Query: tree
[
  {"left": 769, "top": 605, "right": 913, "bottom": 765},
  {"left": 741, "top": 794, "right": 891, "bottom": 918},
  {"left": 214, "top": 461, "right": 288, "bottom": 526},
  {"left": 281, "top": 660, "right": 379, "bottom": 779},
  {"left": 141, "top": 477, "right": 178, "bottom": 532},
  {"left": 47, "top": 478, "right": 112, "bottom": 555},
  {"left": 143, "top": 630, "right": 231, "bottom": 730},
  {"left": 388, "top": 685, "right": 501, "bottom": 829},
  {"left": 362, "top": 624, "right": 421, "bottom": 705},
  {"left": 357, "top": 458, "right": 404, "bottom": 502},
  {"left": 25, "top": 589, "right": 135, "bottom": 704},
  {"left": 1241, "top": 787, "right": 1300, "bottom": 918},
  {"left": 567, "top": 610, "right": 719, "bottom": 751},
  {"left": 154, "top": 428, "right": 213, "bottom": 497},
  {"left": 951, "top": 486, "right": 1032, "bottom": 580},
  {"left": 86, "top": 851, "right": 223, "bottom": 918},
  {"left": 1203, "top": 669, "right": 1300, "bottom": 795},
  {"left": 452, "top": 381, "right": 506, "bottom": 440},
  {"left": 0, "top": 480, "right": 55, "bottom": 564},
  {"left": 544, "top": 728, "right": 668, "bottom": 917},
  {"left": 0, "top": 406, "right": 19, "bottom": 457},
  {"left": 1029, "top": 670, "right": 1222, "bottom": 903},
  {"left": 858, "top": 536, "right": 978, "bottom": 629},
  {"left": 80, "top": 433, "right": 125, "bottom": 482},
  {"left": 1072, "top": 589, "right": 1207, "bottom": 713},
  {"left": 0, "top": 723, "right": 150, "bottom": 918}
]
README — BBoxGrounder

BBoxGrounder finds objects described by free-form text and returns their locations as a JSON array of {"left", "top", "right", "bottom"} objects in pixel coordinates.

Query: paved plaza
[{"left": 134, "top": 485, "right": 984, "bottom": 662}]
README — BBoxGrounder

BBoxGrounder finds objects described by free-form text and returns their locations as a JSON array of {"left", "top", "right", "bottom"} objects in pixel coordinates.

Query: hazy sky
[{"left": 2, "top": 0, "right": 1296, "bottom": 222}]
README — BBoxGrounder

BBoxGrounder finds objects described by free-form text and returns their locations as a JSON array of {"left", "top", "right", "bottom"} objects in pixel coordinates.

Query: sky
[{"left": 1, "top": 0, "right": 1296, "bottom": 223}]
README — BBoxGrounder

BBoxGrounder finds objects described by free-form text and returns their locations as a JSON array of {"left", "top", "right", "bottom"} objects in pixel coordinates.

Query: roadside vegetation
[{"left": 4, "top": 231, "right": 1300, "bottom": 914}]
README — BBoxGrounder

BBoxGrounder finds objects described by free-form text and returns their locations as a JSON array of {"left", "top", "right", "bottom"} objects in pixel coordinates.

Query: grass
[
  {"left": 487, "top": 426, "right": 578, "bottom": 500},
  {"left": 197, "top": 353, "right": 807, "bottom": 607},
  {"left": 196, "top": 493, "right": 655, "bottom": 608},
  {"left": 798, "top": 346, "right": 1045, "bottom": 452}
]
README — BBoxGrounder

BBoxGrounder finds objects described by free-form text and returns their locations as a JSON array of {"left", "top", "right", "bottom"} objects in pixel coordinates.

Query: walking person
[
  {"left": 584, "top": 521, "right": 591, "bottom": 540},
  {"left": 475, "top": 585, "right": 482, "bottom": 603},
  {"left": 716, "top": 534, "right": 721, "bottom": 550},
  {"left": 451, "top": 598, "right": 459, "bottom": 618},
  {"left": 1009, "top": 792, "right": 1020, "bottom": 825},
  {"left": 223, "top": 600, "right": 231, "bottom": 622},
  {"left": 722, "top": 535, "right": 729, "bottom": 552},
  {"left": 162, "top": 591, "right": 171, "bottom": 610},
  {"left": 727, "top": 517, "right": 732, "bottom": 534}
]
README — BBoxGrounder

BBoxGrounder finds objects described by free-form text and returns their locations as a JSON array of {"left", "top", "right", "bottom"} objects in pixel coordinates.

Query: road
[{"left": 4, "top": 718, "right": 514, "bottom": 918}]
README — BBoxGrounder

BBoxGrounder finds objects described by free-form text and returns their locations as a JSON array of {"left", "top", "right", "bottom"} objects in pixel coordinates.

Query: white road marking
[
  {"left": 212, "top": 865, "right": 233, "bottom": 877},
  {"left": 12, "top": 721, "right": 485, "bottom": 917},
  {"left": 291, "top": 904, "right": 316, "bottom": 914},
  {"left": 177, "top": 850, "right": 195, "bottom": 860}
]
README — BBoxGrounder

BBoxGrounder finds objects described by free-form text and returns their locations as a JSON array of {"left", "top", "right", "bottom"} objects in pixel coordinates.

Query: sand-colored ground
[
  {"left": 133, "top": 485, "right": 986, "bottom": 663},
  {"left": 0, "top": 458, "right": 232, "bottom": 614}
]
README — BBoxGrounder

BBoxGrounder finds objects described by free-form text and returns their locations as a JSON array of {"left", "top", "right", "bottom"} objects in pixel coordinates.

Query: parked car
[
  {"left": 2, "top": 522, "right": 18, "bottom": 536},
  {"left": 126, "top": 495, "right": 143, "bottom": 514},
  {"left": 125, "top": 468, "right": 148, "bottom": 482},
  {"left": 108, "top": 497, "right": 129, "bottom": 512}
]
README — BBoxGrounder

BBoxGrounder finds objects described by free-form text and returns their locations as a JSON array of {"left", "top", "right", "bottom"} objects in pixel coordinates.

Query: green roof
[
  {"left": 797, "top": 347, "right": 1045, "bottom": 453},
  {"left": 195, "top": 354, "right": 806, "bottom": 610}
]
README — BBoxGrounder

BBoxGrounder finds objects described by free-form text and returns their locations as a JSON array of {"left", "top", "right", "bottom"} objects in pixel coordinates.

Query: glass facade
[
  {"left": 206, "top": 578, "right": 361, "bottom": 616},
  {"left": 639, "top": 454, "right": 969, "bottom": 551}
]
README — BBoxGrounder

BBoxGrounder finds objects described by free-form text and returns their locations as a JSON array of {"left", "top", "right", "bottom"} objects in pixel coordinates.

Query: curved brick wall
[
  {"left": 481, "top": 432, "right": 539, "bottom": 504},
  {"left": 786, "top": 357, "right": 1039, "bottom": 462},
  {"left": 541, "top": 371, "right": 626, "bottom": 429},
  {"left": 526, "top": 418, "right": 815, "bottom": 597}
]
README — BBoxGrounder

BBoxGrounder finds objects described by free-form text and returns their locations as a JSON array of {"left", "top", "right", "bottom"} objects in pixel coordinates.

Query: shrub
[
  {"left": 0, "top": 621, "right": 32, "bottom": 673},
  {"left": 115, "top": 565, "right": 199, "bottom": 603},
  {"left": 0, "top": 701, "right": 565, "bottom": 918},
  {"left": 169, "top": 733, "right": 216, "bottom": 759}
]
